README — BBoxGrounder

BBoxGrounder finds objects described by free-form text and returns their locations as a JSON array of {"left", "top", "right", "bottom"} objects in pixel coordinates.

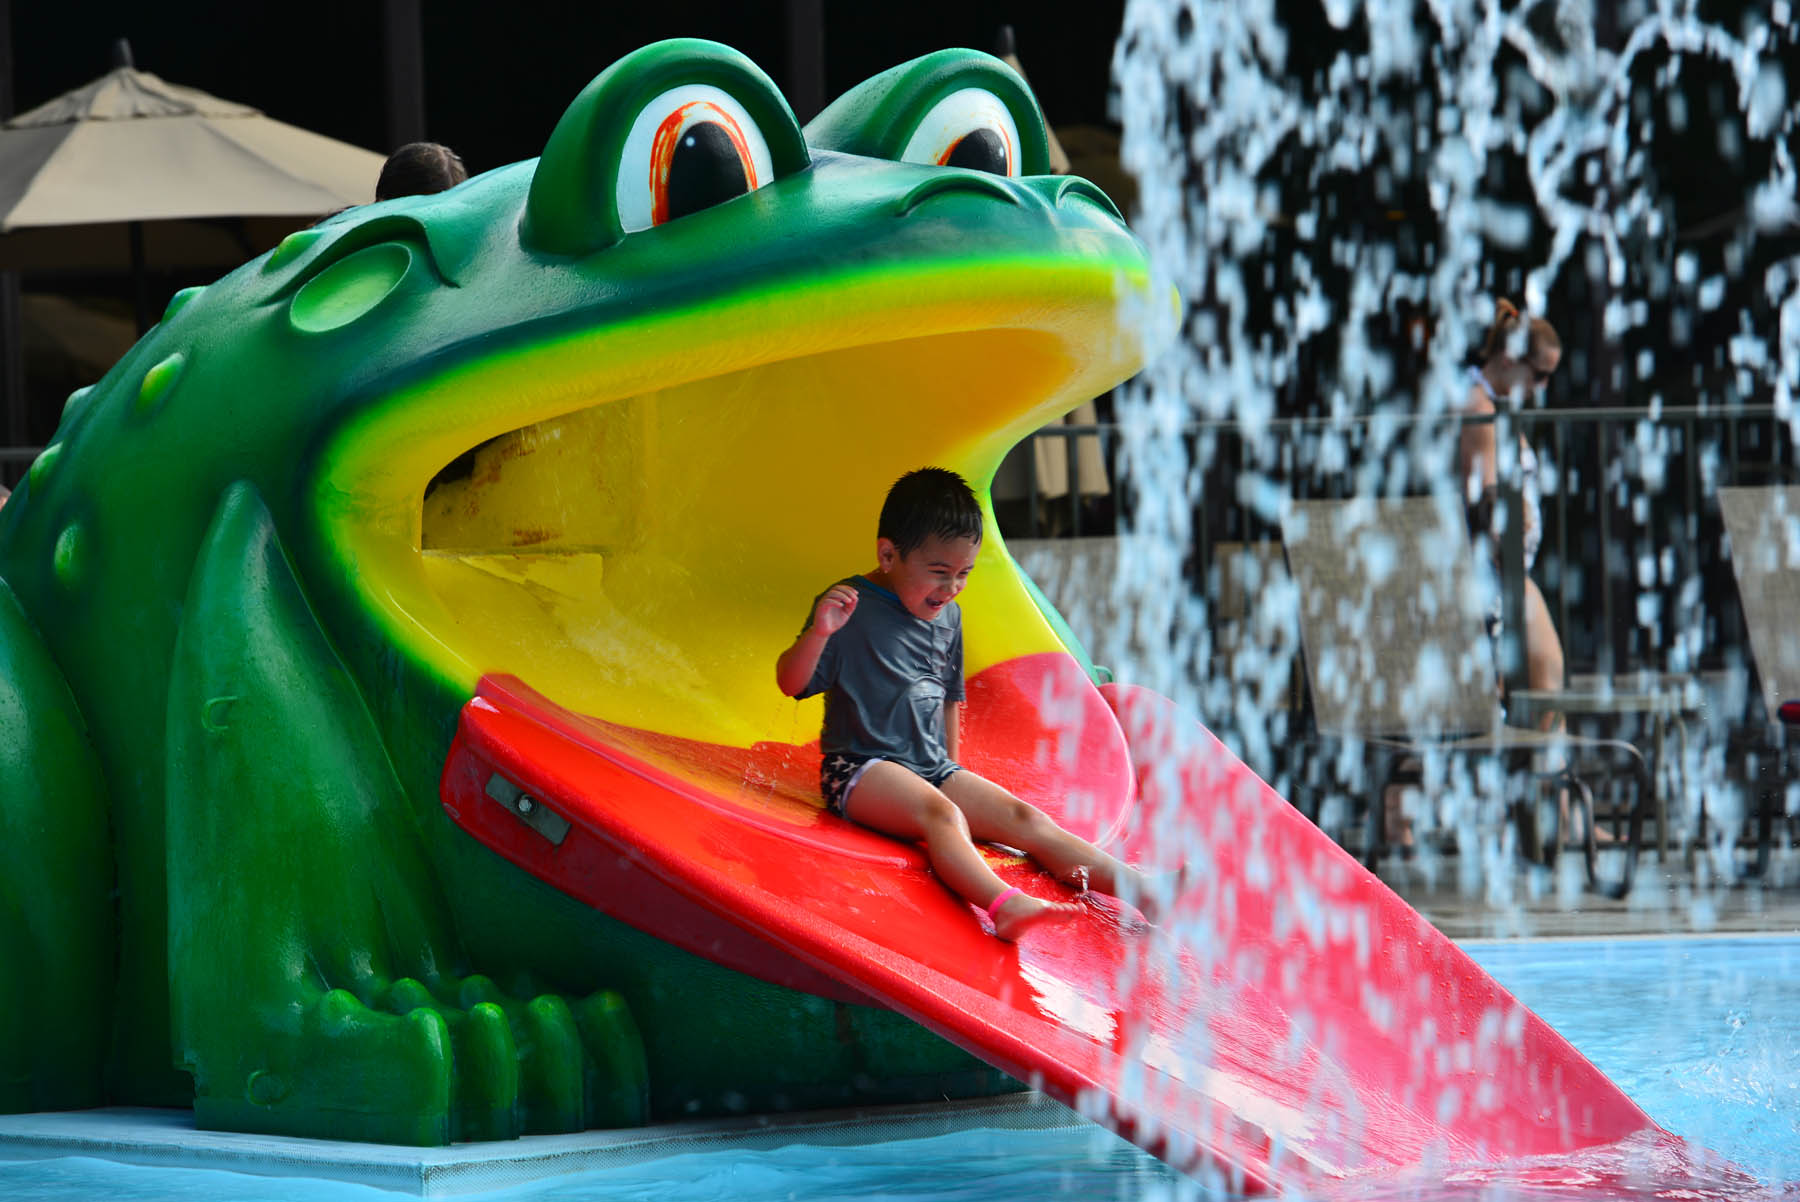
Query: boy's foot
[
  {"left": 1077, "top": 863, "right": 1153, "bottom": 921},
  {"left": 990, "top": 891, "right": 1082, "bottom": 941},
  {"left": 1118, "top": 864, "right": 1202, "bottom": 926}
]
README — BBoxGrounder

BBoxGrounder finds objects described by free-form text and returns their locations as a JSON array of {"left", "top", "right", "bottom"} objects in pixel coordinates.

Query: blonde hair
[{"left": 1479, "top": 298, "right": 1560, "bottom": 364}]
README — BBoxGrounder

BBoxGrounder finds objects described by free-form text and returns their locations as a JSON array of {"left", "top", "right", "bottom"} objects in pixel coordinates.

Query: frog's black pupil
[
  {"left": 945, "top": 128, "right": 1008, "bottom": 175},
  {"left": 666, "top": 121, "right": 751, "bottom": 221}
]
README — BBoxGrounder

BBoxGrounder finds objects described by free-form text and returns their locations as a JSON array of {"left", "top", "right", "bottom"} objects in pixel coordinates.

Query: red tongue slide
[{"left": 439, "top": 653, "right": 1655, "bottom": 1190}]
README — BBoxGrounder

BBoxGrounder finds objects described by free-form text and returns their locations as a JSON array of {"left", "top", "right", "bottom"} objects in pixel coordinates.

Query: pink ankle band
[{"left": 986, "top": 886, "right": 1023, "bottom": 920}]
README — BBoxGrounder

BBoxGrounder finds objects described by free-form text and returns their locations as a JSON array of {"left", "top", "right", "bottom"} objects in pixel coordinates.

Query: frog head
[
  {"left": 306, "top": 38, "right": 1157, "bottom": 747},
  {"left": 6, "top": 37, "right": 1156, "bottom": 787}
]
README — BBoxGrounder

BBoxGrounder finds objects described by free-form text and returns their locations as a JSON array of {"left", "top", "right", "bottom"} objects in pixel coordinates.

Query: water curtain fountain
[
  {"left": 1113, "top": 0, "right": 1799, "bottom": 883},
  {"left": 1101, "top": 0, "right": 1799, "bottom": 1189}
]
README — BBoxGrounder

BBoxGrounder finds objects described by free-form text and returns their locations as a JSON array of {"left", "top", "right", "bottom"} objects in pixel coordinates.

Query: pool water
[{"left": 0, "top": 936, "right": 1794, "bottom": 1200}]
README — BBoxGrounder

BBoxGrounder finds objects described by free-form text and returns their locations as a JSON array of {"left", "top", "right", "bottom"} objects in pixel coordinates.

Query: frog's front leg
[
  {"left": 0, "top": 578, "right": 111, "bottom": 1112},
  {"left": 166, "top": 484, "right": 648, "bottom": 1144}
]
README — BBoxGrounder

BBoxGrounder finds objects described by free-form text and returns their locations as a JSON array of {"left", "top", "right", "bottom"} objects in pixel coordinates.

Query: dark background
[
  {"left": 11, "top": 3, "right": 1129, "bottom": 177},
  {"left": 1, "top": 3, "right": 1134, "bottom": 452}
]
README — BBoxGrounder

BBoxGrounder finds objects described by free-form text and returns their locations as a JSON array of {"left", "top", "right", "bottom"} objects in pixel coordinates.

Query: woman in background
[{"left": 1459, "top": 299, "right": 1565, "bottom": 706}]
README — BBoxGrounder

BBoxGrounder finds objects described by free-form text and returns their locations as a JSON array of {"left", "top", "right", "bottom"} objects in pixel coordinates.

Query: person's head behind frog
[{"left": 376, "top": 141, "right": 469, "bottom": 202}]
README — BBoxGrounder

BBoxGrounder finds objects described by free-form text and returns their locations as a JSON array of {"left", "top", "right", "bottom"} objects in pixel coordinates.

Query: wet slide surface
[{"left": 439, "top": 653, "right": 1655, "bottom": 1190}]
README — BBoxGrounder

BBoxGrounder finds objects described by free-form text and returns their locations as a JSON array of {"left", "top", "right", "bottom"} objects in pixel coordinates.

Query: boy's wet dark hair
[{"left": 879, "top": 468, "right": 984, "bottom": 555}]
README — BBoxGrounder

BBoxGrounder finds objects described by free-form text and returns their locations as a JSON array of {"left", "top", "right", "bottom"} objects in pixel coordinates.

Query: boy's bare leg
[
  {"left": 939, "top": 771, "right": 1161, "bottom": 920},
  {"left": 846, "top": 762, "right": 1080, "bottom": 940}
]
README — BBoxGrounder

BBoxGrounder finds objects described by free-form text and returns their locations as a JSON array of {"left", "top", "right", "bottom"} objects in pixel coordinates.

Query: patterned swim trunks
[
  {"left": 820, "top": 752, "right": 879, "bottom": 817},
  {"left": 819, "top": 753, "right": 962, "bottom": 818}
]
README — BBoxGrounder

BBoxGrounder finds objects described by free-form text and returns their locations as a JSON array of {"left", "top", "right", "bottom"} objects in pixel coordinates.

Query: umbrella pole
[
  {"left": 0, "top": 0, "right": 25, "bottom": 475},
  {"left": 384, "top": 0, "right": 426, "bottom": 148},
  {"left": 0, "top": 273, "right": 22, "bottom": 475},
  {"left": 129, "top": 221, "right": 150, "bottom": 334},
  {"left": 783, "top": 0, "right": 825, "bottom": 124}
]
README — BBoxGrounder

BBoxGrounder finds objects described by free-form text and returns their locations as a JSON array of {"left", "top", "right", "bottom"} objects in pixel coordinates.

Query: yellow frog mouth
[{"left": 318, "top": 258, "right": 1151, "bottom": 748}]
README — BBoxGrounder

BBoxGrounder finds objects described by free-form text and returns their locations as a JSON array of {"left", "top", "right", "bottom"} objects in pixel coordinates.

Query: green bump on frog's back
[
  {"left": 137, "top": 351, "right": 186, "bottom": 414},
  {"left": 0, "top": 36, "right": 1150, "bottom": 1144}
]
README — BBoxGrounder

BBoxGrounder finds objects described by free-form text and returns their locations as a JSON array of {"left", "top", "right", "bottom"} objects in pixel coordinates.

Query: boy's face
[{"left": 876, "top": 533, "right": 980, "bottom": 621}]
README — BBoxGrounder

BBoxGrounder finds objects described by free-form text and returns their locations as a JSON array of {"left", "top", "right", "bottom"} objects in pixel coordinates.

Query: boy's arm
[
  {"left": 945, "top": 701, "right": 962, "bottom": 762},
  {"left": 776, "top": 583, "right": 858, "bottom": 697},
  {"left": 776, "top": 627, "right": 832, "bottom": 697}
]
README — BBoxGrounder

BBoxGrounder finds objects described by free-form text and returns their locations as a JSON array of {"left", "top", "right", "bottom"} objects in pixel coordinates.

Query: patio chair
[
  {"left": 1716, "top": 486, "right": 1800, "bottom": 868},
  {"left": 1281, "top": 495, "right": 1651, "bottom": 897}
]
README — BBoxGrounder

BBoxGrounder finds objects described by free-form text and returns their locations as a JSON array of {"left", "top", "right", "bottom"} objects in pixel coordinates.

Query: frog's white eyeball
[
  {"left": 899, "top": 88, "right": 1022, "bottom": 178},
  {"left": 617, "top": 84, "right": 775, "bottom": 233}
]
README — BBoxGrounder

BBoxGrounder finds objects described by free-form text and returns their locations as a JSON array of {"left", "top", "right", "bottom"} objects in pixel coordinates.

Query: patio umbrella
[{"left": 0, "top": 42, "right": 386, "bottom": 328}]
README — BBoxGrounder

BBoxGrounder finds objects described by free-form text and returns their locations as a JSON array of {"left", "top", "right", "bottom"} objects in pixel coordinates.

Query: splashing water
[
  {"left": 1104, "top": 0, "right": 1800, "bottom": 1192},
  {"left": 1111, "top": 0, "right": 1799, "bottom": 874}
]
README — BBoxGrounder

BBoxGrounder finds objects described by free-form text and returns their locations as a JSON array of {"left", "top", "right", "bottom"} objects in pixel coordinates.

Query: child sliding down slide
[{"left": 776, "top": 467, "right": 1156, "bottom": 940}]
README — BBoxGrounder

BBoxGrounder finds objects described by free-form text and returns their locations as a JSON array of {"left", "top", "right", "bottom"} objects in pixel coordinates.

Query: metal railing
[
  {"left": 1010, "top": 403, "right": 1794, "bottom": 702},
  {"left": 7, "top": 400, "right": 1794, "bottom": 692}
]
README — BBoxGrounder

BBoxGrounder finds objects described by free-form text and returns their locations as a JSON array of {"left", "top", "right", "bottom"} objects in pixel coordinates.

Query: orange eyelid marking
[{"left": 648, "top": 100, "right": 758, "bottom": 228}]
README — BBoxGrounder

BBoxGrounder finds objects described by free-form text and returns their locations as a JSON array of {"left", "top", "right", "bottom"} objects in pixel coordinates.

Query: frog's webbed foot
[
  {"left": 202, "top": 976, "right": 645, "bottom": 1144},
  {"left": 371, "top": 976, "right": 646, "bottom": 1140},
  {"left": 167, "top": 485, "right": 648, "bottom": 1143}
]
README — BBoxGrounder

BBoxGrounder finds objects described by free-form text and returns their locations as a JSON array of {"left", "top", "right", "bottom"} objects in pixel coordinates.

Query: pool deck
[{"left": 1378, "top": 842, "right": 1800, "bottom": 939}]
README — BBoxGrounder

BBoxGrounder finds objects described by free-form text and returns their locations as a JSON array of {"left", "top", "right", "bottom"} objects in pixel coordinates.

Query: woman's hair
[
  {"left": 1479, "top": 298, "right": 1560, "bottom": 364},
  {"left": 376, "top": 142, "right": 468, "bottom": 201}
]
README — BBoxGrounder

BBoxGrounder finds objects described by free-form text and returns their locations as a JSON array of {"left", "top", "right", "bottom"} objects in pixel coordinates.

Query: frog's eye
[
  {"left": 524, "top": 39, "right": 808, "bottom": 258},
  {"left": 898, "top": 88, "right": 1021, "bottom": 178},
  {"left": 802, "top": 50, "right": 1052, "bottom": 178},
  {"left": 616, "top": 84, "right": 776, "bottom": 232}
]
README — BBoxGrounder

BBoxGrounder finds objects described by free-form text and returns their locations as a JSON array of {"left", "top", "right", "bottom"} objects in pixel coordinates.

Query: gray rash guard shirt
[{"left": 798, "top": 576, "right": 964, "bottom": 780}]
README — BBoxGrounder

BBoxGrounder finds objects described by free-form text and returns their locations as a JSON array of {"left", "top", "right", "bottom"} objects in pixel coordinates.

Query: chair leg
[
  {"left": 1364, "top": 749, "right": 1424, "bottom": 870},
  {"left": 1754, "top": 770, "right": 1777, "bottom": 877},
  {"left": 1597, "top": 751, "right": 1650, "bottom": 900},
  {"left": 1565, "top": 772, "right": 1598, "bottom": 888},
  {"left": 1735, "top": 734, "right": 1788, "bottom": 881},
  {"left": 1511, "top": 796, "right": 1547, "bottom": 867},
  {"left": 1512, "top": 761, "right": 1559, "bottom": 868},
  {"left": 1363, "top": 746, "right": 1388, "bottom": 871}
]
